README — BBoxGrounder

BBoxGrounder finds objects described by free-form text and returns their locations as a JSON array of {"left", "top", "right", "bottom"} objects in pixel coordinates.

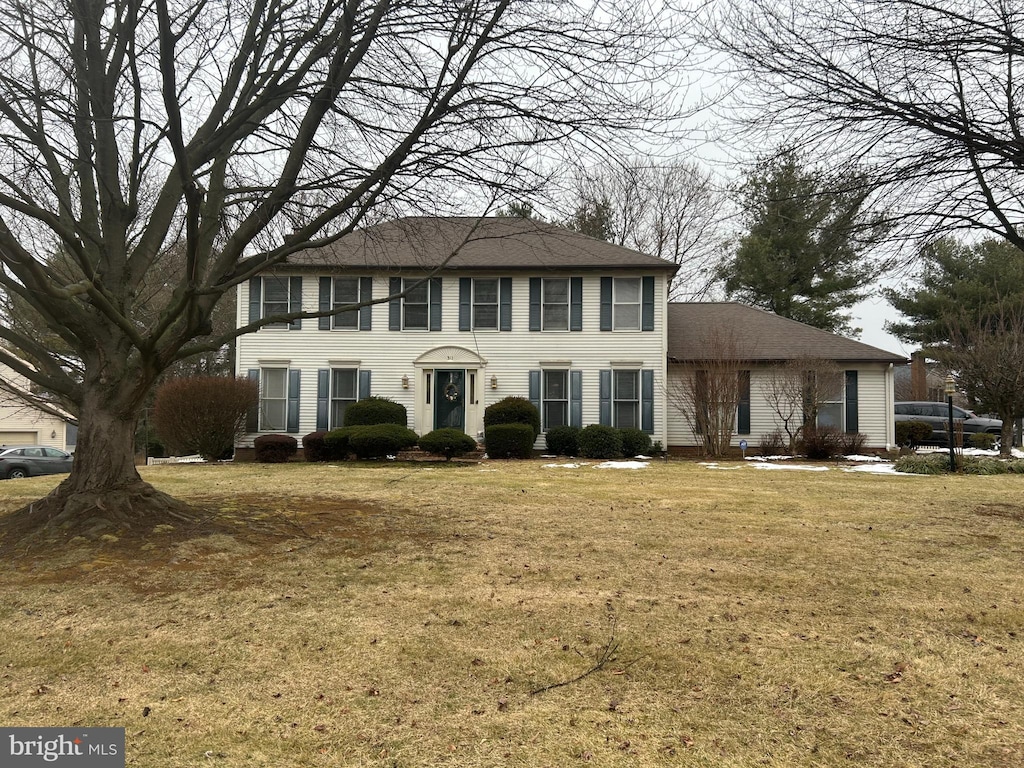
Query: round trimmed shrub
[
  {"left": 347, "top": 423, "right": 419, "bottom": 459},
  {"left": 419, "top": 428, "right": 479, "bottom": 461},
  {"left": 545, "top": 425, "right": 581, "bottom": 457},
  {"left": 323, "top": 427, "right": 358, "bottom": 460},
  {"left": 619, "top": 428, "right": 651, "bottom": 458},
  {"left": 344, "top": 396, "right": 408, "bottom": 427},
  {"left": 254, "top": 434, "right": 298, "bottom": 463},
  {"left": 484, "top": 396, "right": 540, "bottom": 439},
  {"left": 578, "top": 424, "right": 623, "bottom": 460},
  {"left": 302, "top": 431, "right": 329, "bottom": 462},
  {"left": 485, "top": 423, "right": 536, "bottom": 459},
  {"left": 895, "top": 420, "right": 933, "bottom": 447}
]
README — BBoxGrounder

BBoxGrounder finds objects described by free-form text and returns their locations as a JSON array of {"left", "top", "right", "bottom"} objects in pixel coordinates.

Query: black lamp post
[{"left": 945, "top": 374, "right": 956, "bottom": 472}]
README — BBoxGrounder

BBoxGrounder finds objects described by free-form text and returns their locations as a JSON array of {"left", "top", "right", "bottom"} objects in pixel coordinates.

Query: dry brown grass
[{"left": 1, "top": 459, "right": 1022, "bottom": 767}]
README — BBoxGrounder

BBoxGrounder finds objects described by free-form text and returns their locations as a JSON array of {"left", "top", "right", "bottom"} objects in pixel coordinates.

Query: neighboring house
[
  {"left": 0, "top": 361, "right": 78, "bottom": 451},
  {"left": 235, "top": 217, "right": 907, "bottom": 454}
]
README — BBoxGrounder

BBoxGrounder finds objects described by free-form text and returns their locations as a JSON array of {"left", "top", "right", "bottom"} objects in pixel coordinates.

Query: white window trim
[
  {"left": 472, "top": 277, "right": 500, "bottom": 331},
  {"left": 541, "top": 277, "right": 570, "bottom": 332},
  {"left": 332, "top": 277, "right": 362, "bottom": 330},
  {"left": 612, "top": 277, "right": 641, "bottom": 331}
]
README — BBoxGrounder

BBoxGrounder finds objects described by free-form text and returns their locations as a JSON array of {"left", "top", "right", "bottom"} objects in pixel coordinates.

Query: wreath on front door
[{"left": 443, "top": 381, "right": 460, "bottom": 402}]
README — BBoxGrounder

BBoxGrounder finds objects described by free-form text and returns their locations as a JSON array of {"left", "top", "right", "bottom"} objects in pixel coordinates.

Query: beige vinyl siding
[
  {"left": 0, "top": 363, "right": 74, "bottom": 451},
  {"left": 236, "top": 273, "right": 671, "bottom": 447},
  {"left": 666, "top": 363, "right": 895, "bottom": 451}
]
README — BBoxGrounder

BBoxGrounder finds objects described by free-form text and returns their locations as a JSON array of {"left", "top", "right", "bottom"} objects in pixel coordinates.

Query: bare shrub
[{"left": 153, "top": 377, "right": 258, "bottom": 461}]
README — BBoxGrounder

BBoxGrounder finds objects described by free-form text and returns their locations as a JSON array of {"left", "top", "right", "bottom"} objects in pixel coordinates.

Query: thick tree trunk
[{"left": 1, "top": 387, "right": 199, "bottom": 545}]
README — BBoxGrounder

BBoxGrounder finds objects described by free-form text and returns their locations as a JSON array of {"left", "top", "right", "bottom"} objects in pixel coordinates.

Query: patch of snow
[
  {"left": 844, "top": 454, "right": 883, "bottom": 462},
  {"left": 751, "top": 462, "right": 830, "bottom": 472},
  {"left": 543, "top": 462, "right": 585, "bottom": 469},
  {"left": 594, "top": 460, "right": 650, "bottom": 470},
  {"left": 745, "top": 454, "right": 794, "bottom": 461},
  {"left": 699, "top": 462, "right": 743, "bottom": 471},
  {"left": 841, "top": 463, "right": 901, "bottom": 474},
  {"left": 634, "top": 454, "right": 653, "bottom": 460}
]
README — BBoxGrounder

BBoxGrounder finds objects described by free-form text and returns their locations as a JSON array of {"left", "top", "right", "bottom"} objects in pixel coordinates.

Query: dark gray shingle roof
[
  {"left": 284, "top": 216, "right": 678, "bottom": 273},
  {"left": 667, "top": 303, "right": 908, "bottom": 364}
]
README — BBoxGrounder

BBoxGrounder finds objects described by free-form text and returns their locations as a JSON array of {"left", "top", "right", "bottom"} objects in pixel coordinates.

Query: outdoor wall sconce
[
  {"left": 490, "top": 375, "right": 498, "bottom": 390},
  {"left": 402, "top": 375, "right": 410, "bottom": 389},
  {"left": 51, "top": 430, "right": 57, "bottom": 439}
]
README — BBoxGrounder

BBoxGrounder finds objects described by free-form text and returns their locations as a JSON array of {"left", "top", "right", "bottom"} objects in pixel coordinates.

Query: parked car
[
  {"left": 894, "top": 401, "right": 1003, "bottom": 445},
  {"left": 0, "top": 445, "right": 74, "bottom": 479}
]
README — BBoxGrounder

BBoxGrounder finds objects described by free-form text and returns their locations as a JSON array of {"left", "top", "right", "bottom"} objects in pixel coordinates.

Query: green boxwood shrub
[
  {"left": 485, "top": 423, "right": 536, "bottom": 459},
  {"left": 418, "top": 428, "right": 479, "bottom": 461},
  {"left": 895, "top": 420, "right": 933, "bottom": 447},
  {"left": 344, "top": 396, "right": 408, "bottom": 427},
  {"left": 545, "top": 425, "right": 581, "bottom": 457},
  {"left": 578, "top": 424, "right": 623, "bottom": 460},
  {"left": 484, "top": 396, "right": 541, "bottom": 439},
  {"left": 619, "top": 428, "right": 652, "bottom": 458},
  {"left": 968, "top": 432, "right": 998, "bottom": 450},
  {"left": 323, "top": 427, "right": 359, "bottom": 460},
  {"left": 302, "top": 431, "right": 330, "bottom": 462},
  {"left": 254, "top": 434, "right": 297, "bottom": 463},
  {"left": 347, "top": 424, "right": 419, "bottom": 460}
]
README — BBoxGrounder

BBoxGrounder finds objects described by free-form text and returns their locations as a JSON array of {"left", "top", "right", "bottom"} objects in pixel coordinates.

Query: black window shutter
[
  {"left": 288, "top": 276, "right": 302, "bottom": 330},
  {"left": 246, "top": 369, "right": 260, "bottom": 432},
  {"left": 459, "top": 278, "right": 471, "bottom": 331},
  {"left": 737, "top": 370, "right": 751, "bottom": 435},
  {"left": 528, "top": 370, "right": 541, "bottom": 416},
  {"left": 389, "top": 277, "right": 402, "bottom": 330},
  {"left": 316, "top": 369, "right": 330, "bottom": 430},
  {"left": 429, "top": 277, "right": 442, "bottom": 331},
  {"left": 318, "top": 277, "right": 331, "bottom": 330},
  {"left": 641, "top": 369, "right": 654, "bottom": 433},
  {"left": 570, "top": 370, "right": 582, "bottom": 428},
  {"left": 641, "top": 276, "right": 655, "bottom": 331},
  {"left": 845, "top": 370, "right": 859, "bottom": 433},
  {"left": 599, "top": 370, "right": 611, "bottom": 426},
  {"left": 287, "top": 369, "right": 301, "bottom": 433},
  {"left": 570, "top": 277, "right": 583, "bottom": 331},
  {"left": 499, "top": 278, "right": 512, "bottom": 331},
  {"left": 359, "top": 277, "right": 373, "bottom": 331},
  {"left": 359, "top": 370, "right": 372, "bottom": 401},
  {"left": 248, "top": 278, "right": 262, "bottom": 325},
  {"left": 600, "top": 277, "right": 613, "bottom": 331}
]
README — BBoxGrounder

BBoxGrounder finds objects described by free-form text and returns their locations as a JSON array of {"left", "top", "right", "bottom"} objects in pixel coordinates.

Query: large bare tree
[
  {"left": 565, "top": 159, "right": 725, "bottom": 299},
  {"left": 703, "top": 0, "right": 1024, "bottom": 251},
  {"left": 0, "top": 0, "right": 684, "bottom": 540}
]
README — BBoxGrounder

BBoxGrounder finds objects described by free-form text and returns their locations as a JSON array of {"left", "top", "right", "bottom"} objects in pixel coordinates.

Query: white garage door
[{"left": 0, "top": 431, "right": 37, "bottom": 445}]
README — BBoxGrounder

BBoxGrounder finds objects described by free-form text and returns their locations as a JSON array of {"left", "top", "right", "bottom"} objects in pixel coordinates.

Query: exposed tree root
[{"left": 0, "top": 479, "right": 203, "bottom": 552}]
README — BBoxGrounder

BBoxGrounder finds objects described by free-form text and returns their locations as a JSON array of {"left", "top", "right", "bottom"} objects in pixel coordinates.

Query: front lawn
[{"left": 1, "top": 460, "right": 1021, "bottom": 766}]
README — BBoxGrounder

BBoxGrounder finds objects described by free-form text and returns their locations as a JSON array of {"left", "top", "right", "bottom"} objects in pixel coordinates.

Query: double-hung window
[
  {"left": 332, "top": 278, "right": 360, "bottom": 329},
  {"left": 542, "top": 370, "right": 569, "bottom": 431},
  {"left": 330, "top": 369, "right": 358, "bottom": 428},
  {"left": 248, "top": 276, "right": 302, "bottom": 329},
  {"left": 613, "top": 370, "right": 640, "bottom": 429},
  {"left": 542, "top": 278, "right": 570, "bottom": 330},
  {"left": 260, "top": 368, "right": 289, "bottom": 431},
  {"left": 403, "top": 280, "right": 429, "bottom": 330},
  {"left": 473, "top": 279, "right": 499, "bottom": 330},
  {"left": 612, "top": 278, "right": 641, "bottom": 330}
]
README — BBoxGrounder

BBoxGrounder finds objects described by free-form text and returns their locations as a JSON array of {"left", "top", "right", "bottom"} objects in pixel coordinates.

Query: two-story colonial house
[{"left": 235, "top": 216, "right": 906, "bottom": 454}]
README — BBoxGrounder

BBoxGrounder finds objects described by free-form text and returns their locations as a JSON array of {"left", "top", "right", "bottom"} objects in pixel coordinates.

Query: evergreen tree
[{"left": 718, "top": 148, "right": 887, "bottom": 335}]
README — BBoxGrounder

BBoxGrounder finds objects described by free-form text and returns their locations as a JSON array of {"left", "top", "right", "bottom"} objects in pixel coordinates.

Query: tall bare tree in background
[
  {"left": 565, "top": 160, "right": 724, "bottom": 299},
  {"left": 0, "top": 0, "right": 687, "bottom": 542},
  {"left": 703, "top": 0, "right": 1024, "bottom": 254}
]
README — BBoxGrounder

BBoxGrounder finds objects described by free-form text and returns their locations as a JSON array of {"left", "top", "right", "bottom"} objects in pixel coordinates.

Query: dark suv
[{"left": 894, "top": 401, "right": 1003, "bottom": 445}]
